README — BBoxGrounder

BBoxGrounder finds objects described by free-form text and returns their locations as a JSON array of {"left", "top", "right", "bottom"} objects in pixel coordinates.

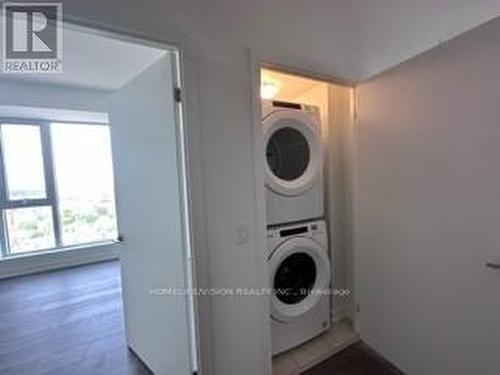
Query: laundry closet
[{"left": 259, "top": 68, "right": 358, "bottom": 373}]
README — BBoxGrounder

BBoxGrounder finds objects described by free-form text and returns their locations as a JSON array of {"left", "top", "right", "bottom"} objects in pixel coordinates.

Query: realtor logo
[{"left": 3, "top": 3, "right": 63, "bottom": 73}]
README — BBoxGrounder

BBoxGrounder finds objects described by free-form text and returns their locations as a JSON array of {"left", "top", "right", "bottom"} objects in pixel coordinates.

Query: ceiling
[
  {"left": 344, "top": 0, "right": 500, "bottom": 80},
  {"left": 230, "top": 0, "right": 500, "bottom": 81},
  {"left": 2, "top": 1, "right": 500, "bottom": 86},
  {"left": 86, "top": 0, "right": 500, "bottom": 82},
  {"left": 0, "top": 25, "right": 166, "bottom": 91}
]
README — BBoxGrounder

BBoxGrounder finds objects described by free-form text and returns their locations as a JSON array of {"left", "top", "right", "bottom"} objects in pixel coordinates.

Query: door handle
[{"left": 486, "top": 262, "right": 500, "bottom": 270}]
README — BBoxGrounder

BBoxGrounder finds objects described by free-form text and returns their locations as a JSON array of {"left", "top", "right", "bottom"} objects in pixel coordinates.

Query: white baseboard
[{"left": 0, "top": 243, "right": 120, "bottom": 279}]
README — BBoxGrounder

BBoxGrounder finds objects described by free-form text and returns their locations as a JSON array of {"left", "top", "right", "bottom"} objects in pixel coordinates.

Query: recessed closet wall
[
  {"left": 261, "top": 68, "right": 355, "bottom": 322},
  {"left": 354, "top": 16, "right": 500, "bottom": 374}
]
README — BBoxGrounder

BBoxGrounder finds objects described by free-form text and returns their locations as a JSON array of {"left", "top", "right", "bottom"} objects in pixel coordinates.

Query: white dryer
[
  {"left": 267, "top": 220, "right": 331, "bottom": 355},
  {"left": 263, "top": 100, "right": 324, "bottom": 226}
]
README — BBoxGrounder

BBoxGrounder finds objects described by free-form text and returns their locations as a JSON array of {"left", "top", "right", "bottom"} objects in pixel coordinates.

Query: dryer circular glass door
[
  {"left": 269, "top": 237, "right": 330, "bottom": 322},
  {"left": 264, "top": 110, "right": 323, "bottom": 196}
]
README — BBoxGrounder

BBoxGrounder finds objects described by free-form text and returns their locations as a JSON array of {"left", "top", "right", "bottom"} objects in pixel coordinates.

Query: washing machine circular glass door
[
  {"left": 264, "top": 110, "right": 323, "bottom": 196},
  {"left": 269, "top": 237, "right": 330, "bottom": 322}
]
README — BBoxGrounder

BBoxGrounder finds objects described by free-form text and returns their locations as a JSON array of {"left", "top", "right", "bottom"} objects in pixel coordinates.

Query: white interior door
[{"left": 109, "top": 51, "right": 195, "bottom": 375}]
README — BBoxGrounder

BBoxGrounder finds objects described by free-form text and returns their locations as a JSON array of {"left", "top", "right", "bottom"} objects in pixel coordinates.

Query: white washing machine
[
  {"left": 267, "top": 220, "right": 331, "bottom": 355},
  {"left": 263, "top": 100, "right": 324, "bottom": 226}
]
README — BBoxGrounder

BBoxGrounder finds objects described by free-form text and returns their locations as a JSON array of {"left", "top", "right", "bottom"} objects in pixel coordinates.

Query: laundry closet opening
[{"left": 258, "top": 66, "right": 358, "bottom": 369}]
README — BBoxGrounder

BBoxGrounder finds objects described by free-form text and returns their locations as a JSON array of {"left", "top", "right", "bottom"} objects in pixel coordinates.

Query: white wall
[
  {"left": 294, "top": 83, "right": 355, "bottom": 321},
  {"left": 294, "top": 84, "right": 329, "bottom": 129},
  {"left": 0, "top": 243, "right": 118, "bottom": 279},
  {"left": 326, "top": 86, "right": 355, "bottom": 321},
  {"left": 0, "top": 79, "right": 110, "bottom": 112},
  {"left": 355, "top": 17, "right": 500, "bottom": 374},
  {"left": 195, "top": 46, "right": 271, "bottom": 375}
]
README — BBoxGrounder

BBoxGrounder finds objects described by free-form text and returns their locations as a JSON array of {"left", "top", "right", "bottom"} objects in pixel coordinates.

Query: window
[
  {"left": 2, "top": 125, "right": 47, "bottom": 200},
  {"left": 0, "top": 120, "right": 118, "bottom": 256}
]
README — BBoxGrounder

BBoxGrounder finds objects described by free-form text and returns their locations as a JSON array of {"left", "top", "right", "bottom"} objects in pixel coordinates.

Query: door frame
[
  {"left": 55, "top": 17, "right": 211, "bottom": 375},
  {"left": 251, "top": 57, "right": 357, "bottom": 336}
]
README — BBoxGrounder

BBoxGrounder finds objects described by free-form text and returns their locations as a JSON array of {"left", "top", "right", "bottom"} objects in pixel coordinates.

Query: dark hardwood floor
[
  {"left": 0, "top": 260, "right": 402, "bottom": 375},
  {"left": 0, "top": 260, "right": 150, "bottom": 375},
  {"left": 303, "top": 342, "right": 404, "bottom": 375}
]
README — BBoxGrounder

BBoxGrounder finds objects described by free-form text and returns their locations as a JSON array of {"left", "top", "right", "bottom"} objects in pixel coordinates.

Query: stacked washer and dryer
[{"left": 262, "top": 100, "right": 332, "bottom": 355}]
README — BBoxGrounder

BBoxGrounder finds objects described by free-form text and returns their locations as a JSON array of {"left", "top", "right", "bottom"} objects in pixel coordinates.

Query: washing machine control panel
[
  {"left": 267, "top": 220, "right": 326, "bottom": 241},
  {"left": 279, "top": 225, "right": 309, "bottom": 237}
]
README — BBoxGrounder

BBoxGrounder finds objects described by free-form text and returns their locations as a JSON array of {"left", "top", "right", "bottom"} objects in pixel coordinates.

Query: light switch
[{"left": 235, "top": 223, "right": 249, "bottom": 244}]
